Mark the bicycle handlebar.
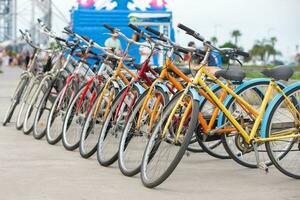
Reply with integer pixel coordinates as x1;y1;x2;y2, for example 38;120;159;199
177;23;249;59
236;50;250;58
177;23;205;42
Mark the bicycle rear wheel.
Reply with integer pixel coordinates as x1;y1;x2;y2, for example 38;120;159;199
140;91;198;188
264;84;300;179
220;82;271;168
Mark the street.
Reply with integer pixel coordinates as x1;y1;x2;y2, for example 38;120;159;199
0;65;299;200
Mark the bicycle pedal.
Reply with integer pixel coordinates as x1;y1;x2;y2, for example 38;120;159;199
258;162;269;174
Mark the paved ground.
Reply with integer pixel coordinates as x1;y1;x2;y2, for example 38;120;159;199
0;65;299;200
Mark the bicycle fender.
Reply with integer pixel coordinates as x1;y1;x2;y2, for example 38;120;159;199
189;87;202;102
133;82;146;94
155;82;170;94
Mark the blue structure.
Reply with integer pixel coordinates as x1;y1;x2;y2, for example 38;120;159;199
71;0;174;65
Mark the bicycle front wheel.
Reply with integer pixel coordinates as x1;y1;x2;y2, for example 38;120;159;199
46;82;78;145
16;78;40;130
97;85;141;166
23;78;51;135
118;86;169;176
79;85;119;159
141;91;199;188
33;83;57;140
3;76;29;126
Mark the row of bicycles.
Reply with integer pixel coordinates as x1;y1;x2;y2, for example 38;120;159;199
2;19;300;188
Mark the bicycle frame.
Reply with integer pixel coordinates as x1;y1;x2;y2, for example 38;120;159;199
92;59;138;119
113;58;161;122
136;57;233;132
166;56;300;144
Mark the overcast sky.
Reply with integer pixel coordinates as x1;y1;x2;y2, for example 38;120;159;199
18;0;300;60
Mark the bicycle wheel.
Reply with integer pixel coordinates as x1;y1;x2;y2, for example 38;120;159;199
264;84;300;179
3;76;29;126
23;78;51;135
33;78;61;139
97;84;141;166
62;83;91;151
79;85;118;158
140;90;199;188
16;78;41;130
220;82;271;168
46;81;78;145
118;86;169;176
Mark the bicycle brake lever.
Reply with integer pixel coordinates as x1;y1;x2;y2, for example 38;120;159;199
235;58;243;67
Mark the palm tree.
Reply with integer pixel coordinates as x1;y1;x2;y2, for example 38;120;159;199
210;36;218;45
231;30;242;46
270;37;278;62
270;37;277;47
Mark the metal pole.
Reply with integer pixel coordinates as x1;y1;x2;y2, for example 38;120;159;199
13;0;17;45
48;0;52;29
31;0;35;41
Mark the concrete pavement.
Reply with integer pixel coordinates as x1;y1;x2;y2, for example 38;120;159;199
0;65;299;200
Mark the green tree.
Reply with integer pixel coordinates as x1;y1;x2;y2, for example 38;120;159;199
270;37;278;62
231;30;242;46
210;36;218;45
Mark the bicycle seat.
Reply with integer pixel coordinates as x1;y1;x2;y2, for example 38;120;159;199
153;67;191;76
215;69;246;82
261;65;294;81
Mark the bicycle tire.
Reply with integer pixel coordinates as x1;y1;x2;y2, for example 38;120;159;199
23;78;51;135
3;76;29;125
264;84;300;179
118;86;169;176
140;91;198;188
62;83;92;151
97;84;141;166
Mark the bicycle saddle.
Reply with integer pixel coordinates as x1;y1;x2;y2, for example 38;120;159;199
261;65;294;81
215;69;246;82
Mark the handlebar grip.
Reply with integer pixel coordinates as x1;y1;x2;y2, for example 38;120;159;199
178;23;195;34
178;23;205;42
103;24;115;33
145;26;161;37
37;18;42;24
236;50;250;58
19;29;25;35
55;37;66;43
128;23;141;33
177;47;189;54
64;27;73;34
